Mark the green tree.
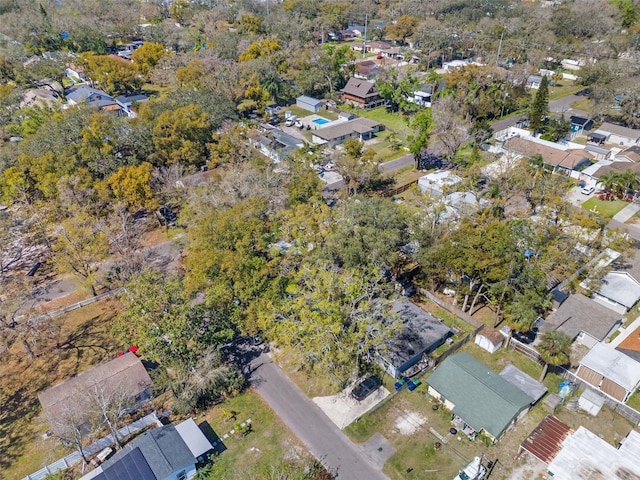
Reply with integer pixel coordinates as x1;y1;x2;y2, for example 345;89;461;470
152;104;212;166
406;110;433;168
376;68;419;113
385;15;420;45
131;42;166;75
107;162;159;211
537;331;571;381
529;75;549;134
334;139;379;196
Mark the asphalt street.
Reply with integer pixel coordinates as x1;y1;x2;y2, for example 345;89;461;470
249;352;389;480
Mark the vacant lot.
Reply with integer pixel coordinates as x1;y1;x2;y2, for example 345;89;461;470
0;298;123;480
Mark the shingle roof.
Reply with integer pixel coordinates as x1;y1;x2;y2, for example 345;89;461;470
65;86;115;107
427;352;533;438
503;137;592;168
341;78;378;99
542;293;622;341
593;160;640;178
596;122;640;141
520;416;572;465
312;117;380;141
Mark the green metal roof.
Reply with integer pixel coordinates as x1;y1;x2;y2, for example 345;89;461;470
427;352;534;439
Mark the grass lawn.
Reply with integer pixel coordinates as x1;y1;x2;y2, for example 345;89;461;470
1;298;124;480
199;390;312;479
582;197;629;218
548;83;584;101
570;97;592;112
626;391;640;412
341;105;413;136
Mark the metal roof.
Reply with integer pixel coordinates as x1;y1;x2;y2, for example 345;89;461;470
296;95;323;106
596;271;640;309
427;353;534;439
175;418;213;458
520;416;572;464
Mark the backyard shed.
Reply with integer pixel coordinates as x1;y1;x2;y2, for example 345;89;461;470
296;95;323;113
518;415;572;465
577;388;605;416
474;326;504;353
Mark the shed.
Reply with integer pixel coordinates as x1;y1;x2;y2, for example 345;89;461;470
577;388;605;416
417;170;462;197
576;342;640;402
518;416;572;465
499;364;548;404
587;132;607;145
296;95;323;113
376;299;453;378
474;326;504;353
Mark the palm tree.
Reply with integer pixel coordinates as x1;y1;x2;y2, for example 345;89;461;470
597;172;619;197
262;74;282;104
537;331;571;382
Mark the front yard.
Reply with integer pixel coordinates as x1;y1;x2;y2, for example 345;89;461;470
582;197;629;218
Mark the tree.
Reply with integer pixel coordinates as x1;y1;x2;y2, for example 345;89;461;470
537;331;571;381
152;104;212;166
406;110;433;168
376;68;419;113
385;15;420;45
52;210;110;296
334;139;379;196
529;75;549;134
238;38;281;62
131;42;166;75
80;53;141;95
432;96;471;164
106;162;158;211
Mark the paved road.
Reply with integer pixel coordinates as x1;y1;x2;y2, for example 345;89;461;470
249;352;389;480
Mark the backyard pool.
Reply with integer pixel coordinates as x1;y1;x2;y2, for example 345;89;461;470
313;118;330;125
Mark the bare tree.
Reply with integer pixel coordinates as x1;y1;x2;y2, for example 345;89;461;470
432;96;471;165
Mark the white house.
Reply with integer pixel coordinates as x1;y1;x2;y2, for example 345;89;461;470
592;122;640;147
592;271;640;314
417;170;462;197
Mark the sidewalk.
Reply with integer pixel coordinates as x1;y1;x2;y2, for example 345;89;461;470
611;202;640;223
608;315;640;348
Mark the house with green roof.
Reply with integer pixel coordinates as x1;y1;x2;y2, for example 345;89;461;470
426;352;534;442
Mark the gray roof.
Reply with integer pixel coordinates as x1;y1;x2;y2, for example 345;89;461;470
312;117;380;141
101;424;195;479
341;78;378;99
174;418;213;458
94;447;155;480
427;353;534;438
499;364;548;403
610;248;640;285
296;95;323;106
579;343;640;392
65;86;116;107
596;271;640;309
542;293;622;341
596;122;640;140
527;75;543;83
115;94;149;106
378;300;453;368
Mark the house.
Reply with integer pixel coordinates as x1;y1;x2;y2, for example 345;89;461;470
115;94;149;118
38;353;152;436
65;63;87;83
417;170;462;197
65;85;123;114
615;145;640;162
311;117;382;147
475;327;504;354
355;60;379;80
592;271;640;314
541;294;623;347
547;427;640;480
526;75;543;89
591;122;640;147
366;41;392;53
569;115;593;137
576;342;640;402
518;416;572;465
498;364;548;404
376;299;452;378
248;124;304;162
503;137;593;173
427;352;534;442
340;78;384;109
296;95;323;113
85;420;212;480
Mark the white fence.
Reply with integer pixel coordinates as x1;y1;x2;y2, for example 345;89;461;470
22;411;162;480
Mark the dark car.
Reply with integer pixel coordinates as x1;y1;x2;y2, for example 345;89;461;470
512;327;538;344
351;376;382;401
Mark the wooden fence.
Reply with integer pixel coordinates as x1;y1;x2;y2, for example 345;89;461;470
416;288;483;328
382;179;418;198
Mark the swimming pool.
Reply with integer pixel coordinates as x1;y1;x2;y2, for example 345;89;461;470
313;118;330;125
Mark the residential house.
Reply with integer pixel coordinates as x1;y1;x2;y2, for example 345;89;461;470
526;75;543;89
518;416;573;466
569;115;593;138
427;352;534;442
561;58;585;71
592;271;640;314
340;78;384;109
615;145;640;162
547;427;640;480
311;117;382;147
503;136;593;174
417;170;462;197
375;299;453;378
474;326;504;354
541;294;623;347
380;46;403;59
65;86;123;114
576;342;640;402
115;94;149;118
591;122;640;147
84;419;213;480
366;41;393;53
296;95;323;113
38;352;152;436
248;124;304;162
65;63;87;83
355;60;379;80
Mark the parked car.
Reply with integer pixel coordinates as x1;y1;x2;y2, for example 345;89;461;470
454;457;486;480
351;376;382;401
512;327;538;344
581;185;595;195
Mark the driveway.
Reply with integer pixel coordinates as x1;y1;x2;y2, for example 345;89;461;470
248;352;389;480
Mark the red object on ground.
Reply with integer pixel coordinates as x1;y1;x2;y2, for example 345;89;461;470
129;345;139;355
117;352;124;357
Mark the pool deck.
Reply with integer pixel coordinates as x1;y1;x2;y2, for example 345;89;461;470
302;114;347;131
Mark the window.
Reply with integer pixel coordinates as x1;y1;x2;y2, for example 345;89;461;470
177;471;187;480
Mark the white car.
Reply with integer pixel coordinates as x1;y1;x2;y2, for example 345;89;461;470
581;185;595;195
454;457;486;480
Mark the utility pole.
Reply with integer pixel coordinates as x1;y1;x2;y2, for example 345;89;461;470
362;13;368;58
321;25;324;45
496;31;504;66
266;0;269;16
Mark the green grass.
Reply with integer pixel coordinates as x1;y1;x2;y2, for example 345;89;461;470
341;105;413;136
571;136;588;145
570;97;592;112
201;390;311;478
626;391;640;412
582;198;629;218
548;83;584;101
